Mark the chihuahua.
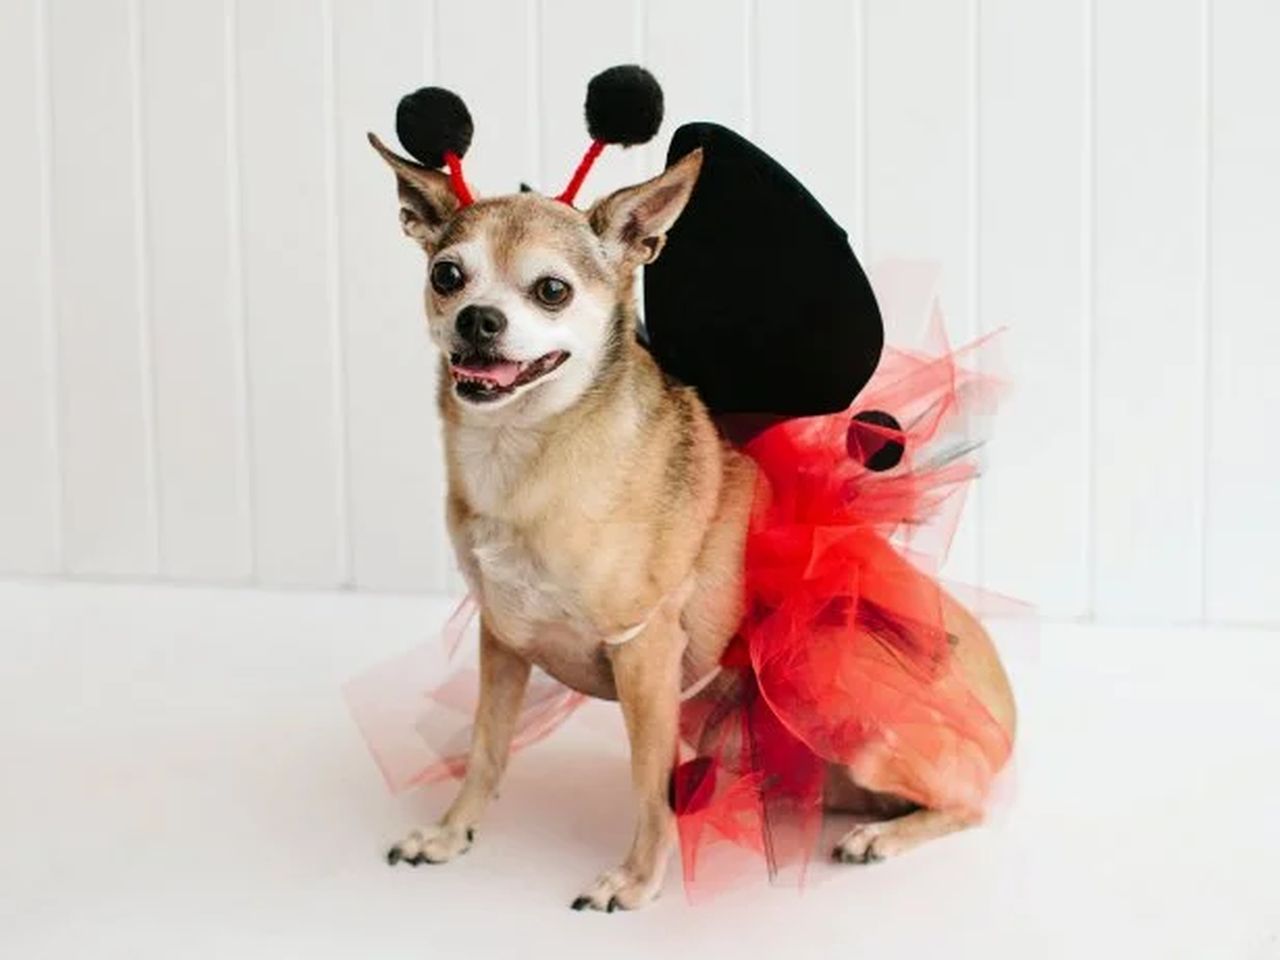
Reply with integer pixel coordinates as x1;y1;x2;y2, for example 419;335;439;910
369;134;1016;911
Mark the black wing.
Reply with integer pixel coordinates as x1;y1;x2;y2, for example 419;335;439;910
643;123;883;420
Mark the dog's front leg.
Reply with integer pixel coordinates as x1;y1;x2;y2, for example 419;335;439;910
387;619;530;866
572;612;682;912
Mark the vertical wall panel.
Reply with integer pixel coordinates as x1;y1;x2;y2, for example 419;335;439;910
1093;0;1205;622
1206;0;1280;623
0;0;59;574
48;0;156;575
334;0;451;593
755;0;861;242
139;0;250;581
539;0;645;204
435;0;537;200
865;0;975;342
977;0;1089;617
646;0;749;140
236;0;344;586
865;0;979;584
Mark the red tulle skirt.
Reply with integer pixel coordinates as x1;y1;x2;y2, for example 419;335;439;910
345;263;1015;900
671;328;1013;893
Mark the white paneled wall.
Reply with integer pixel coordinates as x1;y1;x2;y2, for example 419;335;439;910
1206;0;1280;624
1;0;1277;626
978;0;1089;619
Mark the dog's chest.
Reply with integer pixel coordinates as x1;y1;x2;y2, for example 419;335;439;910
452;423;540;517
448;423;635;697
464;515;579;634
461;515;618;697
451;429;574;630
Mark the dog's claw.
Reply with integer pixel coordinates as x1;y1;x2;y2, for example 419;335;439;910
386;846;436;867
833;839;884;865
833;844;860;864
385;824;472;867
575;866;661;912
570;896;592;911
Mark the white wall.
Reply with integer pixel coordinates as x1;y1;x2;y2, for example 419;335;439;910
1;0;1277;626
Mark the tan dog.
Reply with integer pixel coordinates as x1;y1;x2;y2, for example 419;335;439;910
370;134;1016;911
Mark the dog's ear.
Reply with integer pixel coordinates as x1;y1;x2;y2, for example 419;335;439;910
587;147;702;268
368;133;459;252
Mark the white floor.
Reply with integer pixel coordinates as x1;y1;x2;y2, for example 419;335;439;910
0;580;1276;960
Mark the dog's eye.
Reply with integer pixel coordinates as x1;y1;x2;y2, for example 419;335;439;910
533;276;571;308
430;261;466;296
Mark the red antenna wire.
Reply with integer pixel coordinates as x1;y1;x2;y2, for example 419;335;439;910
443;150;475;207
556;140;606;206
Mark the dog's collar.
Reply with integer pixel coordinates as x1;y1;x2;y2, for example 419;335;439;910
600;579;718;700
601;576;694;648
604;613;721;702
602;618;651;647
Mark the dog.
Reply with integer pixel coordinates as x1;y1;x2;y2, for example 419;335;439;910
369;133;1017;911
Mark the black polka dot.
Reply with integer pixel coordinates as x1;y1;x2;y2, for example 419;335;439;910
846;409;905;471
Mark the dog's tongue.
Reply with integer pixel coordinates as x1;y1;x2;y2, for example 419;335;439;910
454;360;522;387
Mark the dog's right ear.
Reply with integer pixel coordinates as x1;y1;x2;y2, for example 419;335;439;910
587;147;702;270
368;133;459;252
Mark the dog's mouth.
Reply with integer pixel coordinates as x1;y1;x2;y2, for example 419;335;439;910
449;350;570;404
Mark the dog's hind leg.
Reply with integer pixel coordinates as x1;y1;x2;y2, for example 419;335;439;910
829;591;1015;866
387;619;531;866
833;807;977;864
826;746;980;865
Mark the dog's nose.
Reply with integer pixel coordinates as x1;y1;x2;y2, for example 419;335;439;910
455;305;507;345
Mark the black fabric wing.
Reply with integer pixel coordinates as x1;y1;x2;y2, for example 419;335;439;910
642;123;883;419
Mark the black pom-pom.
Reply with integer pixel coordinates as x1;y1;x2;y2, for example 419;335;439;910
585;65;663;146
395;87;473;168
847;410;905;472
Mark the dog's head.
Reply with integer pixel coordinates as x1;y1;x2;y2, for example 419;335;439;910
371;134;702;422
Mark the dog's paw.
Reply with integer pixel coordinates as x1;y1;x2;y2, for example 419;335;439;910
569;866;663;913
833;822;895;865
385;823;474;867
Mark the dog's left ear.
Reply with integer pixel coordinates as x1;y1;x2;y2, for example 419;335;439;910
587;148;702;268
368;133;460;252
